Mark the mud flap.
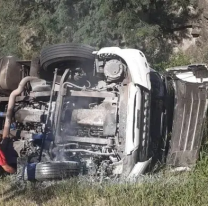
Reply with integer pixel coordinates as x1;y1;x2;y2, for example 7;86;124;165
167;79;208;167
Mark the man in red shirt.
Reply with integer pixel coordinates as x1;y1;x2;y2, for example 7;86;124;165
0;138;16;174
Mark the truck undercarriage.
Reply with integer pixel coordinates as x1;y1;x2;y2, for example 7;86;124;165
0;44;207;181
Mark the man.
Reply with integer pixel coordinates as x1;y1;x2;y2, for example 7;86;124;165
0;137;16;174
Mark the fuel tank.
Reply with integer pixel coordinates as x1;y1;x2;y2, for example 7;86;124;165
0;56;22;94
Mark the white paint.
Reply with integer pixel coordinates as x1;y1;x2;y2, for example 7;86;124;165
125;83;138;155
176;72;208;83
128;158;152;178
97;47;151;90
166;64;208;83
133;87;141;148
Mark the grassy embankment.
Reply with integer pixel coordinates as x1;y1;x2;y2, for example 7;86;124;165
1;147;208;206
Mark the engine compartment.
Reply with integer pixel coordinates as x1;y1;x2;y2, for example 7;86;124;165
49;56;131;177
0;49;149;179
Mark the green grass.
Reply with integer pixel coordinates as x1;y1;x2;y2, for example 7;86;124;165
2;144;208;206
0;155;208;206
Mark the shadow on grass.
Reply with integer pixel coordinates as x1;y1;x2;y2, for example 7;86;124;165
0;180;57;205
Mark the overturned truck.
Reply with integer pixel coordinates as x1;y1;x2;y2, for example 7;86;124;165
0;44;207;181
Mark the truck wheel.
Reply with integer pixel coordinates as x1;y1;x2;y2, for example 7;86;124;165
24;161;80;181
40;43;95;71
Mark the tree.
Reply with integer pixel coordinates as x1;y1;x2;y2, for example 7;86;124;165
0;0;198;69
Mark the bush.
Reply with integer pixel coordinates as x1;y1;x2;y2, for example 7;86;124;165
153;52;191;71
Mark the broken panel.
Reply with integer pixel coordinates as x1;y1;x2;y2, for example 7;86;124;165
167;77;208;167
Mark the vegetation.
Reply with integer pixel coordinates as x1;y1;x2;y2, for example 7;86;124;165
154;52;191;71
0;150;208;206
0;0;198;68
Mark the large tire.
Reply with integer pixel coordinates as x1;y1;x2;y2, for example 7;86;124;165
24;161;80;181
40;43;95;70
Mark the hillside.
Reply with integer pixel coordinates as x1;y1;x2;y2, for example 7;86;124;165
0;0;204;69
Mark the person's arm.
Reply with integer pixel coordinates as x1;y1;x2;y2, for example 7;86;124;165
1;164;16;174
0;149;16;174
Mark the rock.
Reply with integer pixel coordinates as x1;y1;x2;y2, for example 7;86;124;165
203;11;208;19
191;27;201;37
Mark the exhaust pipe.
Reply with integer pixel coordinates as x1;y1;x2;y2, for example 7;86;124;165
2;76;38;139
